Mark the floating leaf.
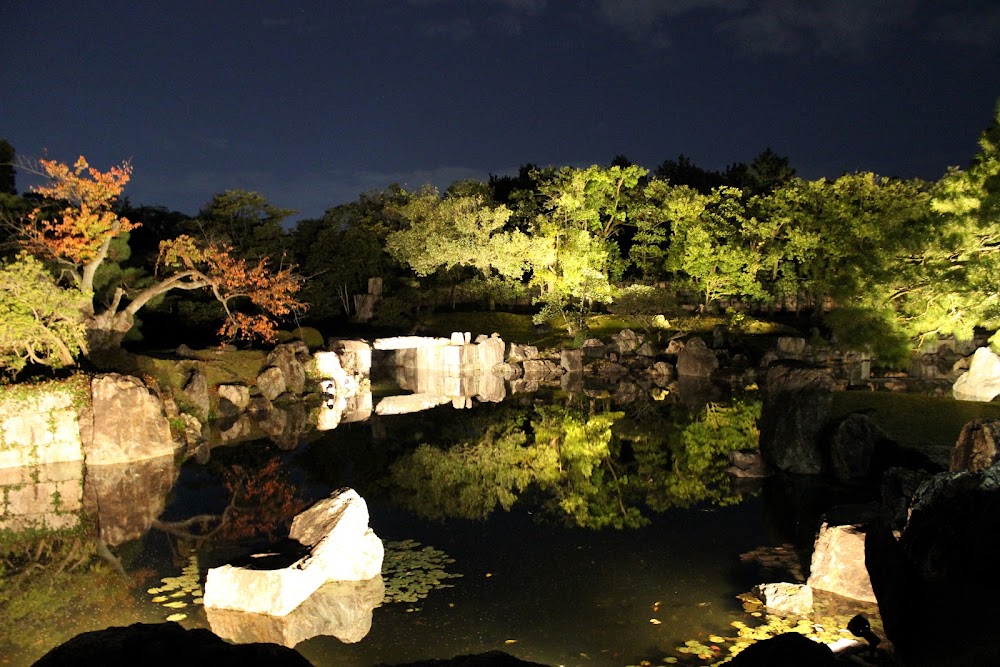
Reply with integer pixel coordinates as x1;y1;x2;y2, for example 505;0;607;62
166;613;187;622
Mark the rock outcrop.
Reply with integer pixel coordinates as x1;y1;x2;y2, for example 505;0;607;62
751;582;813;616
949;418;1000;472
676;336;718;378
806;505;878;603
87;374;179;465
758;361;833;475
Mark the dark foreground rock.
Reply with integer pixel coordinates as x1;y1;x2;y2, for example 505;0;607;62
382;651;548;667
867;463;1000;665
32;622;312;666
727;632;837;666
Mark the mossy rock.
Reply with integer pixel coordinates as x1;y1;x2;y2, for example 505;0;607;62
291;326;325;350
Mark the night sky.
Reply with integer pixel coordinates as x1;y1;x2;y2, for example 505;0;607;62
3;1;1000;222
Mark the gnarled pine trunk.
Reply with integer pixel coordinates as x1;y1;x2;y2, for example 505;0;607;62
85;310;135;369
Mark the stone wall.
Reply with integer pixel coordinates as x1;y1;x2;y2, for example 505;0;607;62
0;374;180;471
0;382;86;469
0;460;83;533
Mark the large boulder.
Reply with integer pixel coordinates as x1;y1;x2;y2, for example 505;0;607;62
952;346;1000;401
86;374;180;465
675;337;718;378
827;413;892;482
328;338;373;377
608;329;642;355
217;384;251;418
476;334;506;371
204;488;383;617
807;505;878;603
758;361;834;475
867;464;1000;664
256;367;287;402
751;582;813;616
180;367;210;420
560;348;583;373
264;342;309;396
508;344;539;362
950;418;1000;472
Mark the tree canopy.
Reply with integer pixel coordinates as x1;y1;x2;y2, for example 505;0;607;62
5;156;307;369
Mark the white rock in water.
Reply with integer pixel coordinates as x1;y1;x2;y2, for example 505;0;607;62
203;488;383;617
752;582;813;616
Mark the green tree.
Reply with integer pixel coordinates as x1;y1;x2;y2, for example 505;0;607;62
665;186;766;309
0;140;15;195
189;189;294;261
0;253;90;377
293;186;407;319
628;179;704;280
917;100;1000;347
386;187;532;309
525;165;649;331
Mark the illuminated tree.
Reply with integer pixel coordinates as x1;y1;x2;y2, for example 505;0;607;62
919;99;1000;348
665;185;767;309
17;156;306;362
386;187;530;280
525;165;649;331
386;187;532;309
0;253;90;377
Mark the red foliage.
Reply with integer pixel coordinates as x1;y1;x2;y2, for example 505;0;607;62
220;456;308;542
26;156;138;264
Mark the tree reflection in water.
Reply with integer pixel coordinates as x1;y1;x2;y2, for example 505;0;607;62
386;392;761;528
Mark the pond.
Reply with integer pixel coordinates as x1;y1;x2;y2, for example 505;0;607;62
2;383;995;666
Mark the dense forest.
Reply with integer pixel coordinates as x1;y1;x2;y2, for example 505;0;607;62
1;99;999;378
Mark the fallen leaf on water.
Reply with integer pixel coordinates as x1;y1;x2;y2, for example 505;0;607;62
165;613;186;622
504;639;518;645
649;619;661;625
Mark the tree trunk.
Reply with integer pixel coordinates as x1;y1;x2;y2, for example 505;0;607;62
85;310;135;369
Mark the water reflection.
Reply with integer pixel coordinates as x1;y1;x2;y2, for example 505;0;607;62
385;394;761;529
0;460;83;534
2;379;767;666
85;455;178;546
207;576;384;647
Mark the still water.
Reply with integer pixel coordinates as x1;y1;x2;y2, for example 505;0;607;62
4;386;975;666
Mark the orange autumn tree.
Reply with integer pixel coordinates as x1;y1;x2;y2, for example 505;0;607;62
22;156;306;360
